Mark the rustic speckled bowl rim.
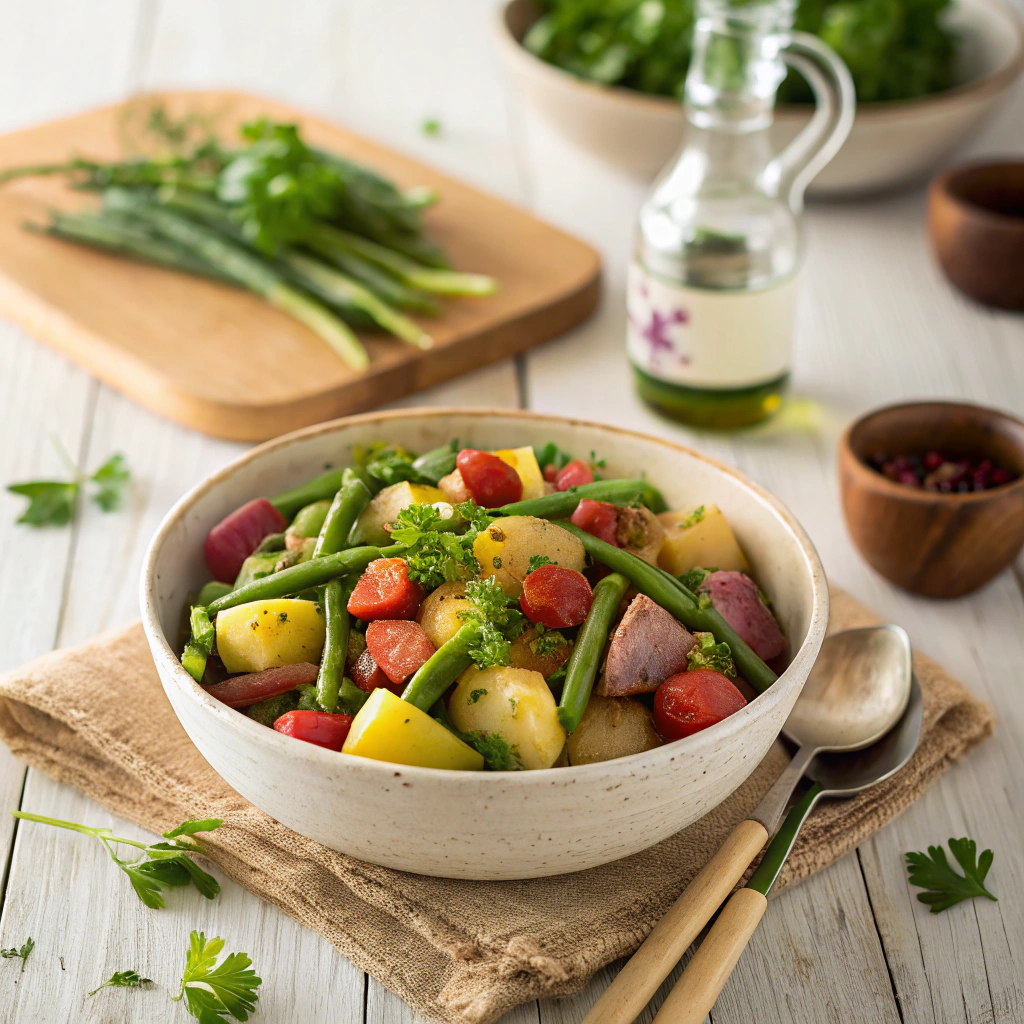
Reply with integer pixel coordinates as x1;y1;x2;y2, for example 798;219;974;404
495;0;1024;124
840;400;1024;506
141;407;829;786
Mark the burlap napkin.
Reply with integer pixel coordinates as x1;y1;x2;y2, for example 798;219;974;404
0;585;992;1024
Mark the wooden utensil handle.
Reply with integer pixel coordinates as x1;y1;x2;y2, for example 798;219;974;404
580;818;768;1024
651;888;768;1024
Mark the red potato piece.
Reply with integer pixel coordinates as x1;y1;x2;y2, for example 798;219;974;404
699;570;785;661
365;620;437;686
350;647;396;693
555;460;594;491
520;565;593;628
598;594;698;697
273;710;353;751
456;449;523;507
204;498;287;584
347;558;424;620
654;669;747;741
570;499;621;547
438;468;472;504
203;662;319;709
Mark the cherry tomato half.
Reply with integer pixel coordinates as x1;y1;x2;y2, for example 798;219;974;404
273;710;353;751
569;499;620;547
653;670;747;741
456;449;523;507
520;564;593;628
554;459;594;491
348;558;424;620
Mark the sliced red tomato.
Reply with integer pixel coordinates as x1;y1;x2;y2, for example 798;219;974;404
520;564;593;628
554;459;595;491
347;558;424;620
542;463;559;483
365;619;437;686
570;499;620;547
204;497;287;584
350;647;394;693
653;670;747;741
273;710;352;751
202;663;319;709
456;449;523;507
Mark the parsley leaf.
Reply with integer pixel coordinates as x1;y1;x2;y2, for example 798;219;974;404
89;969;153;996
678;566;715;592
905;838;997;913
460;577;527;668
1;937;34;971
530;630;568;657
466;730;524;771
687;631;736;677
10;813;222;910
7;439;131;527
388;501;488;589
527;554;553;575
172;931;261;1023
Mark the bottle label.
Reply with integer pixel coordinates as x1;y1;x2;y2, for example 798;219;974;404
626;263;797;388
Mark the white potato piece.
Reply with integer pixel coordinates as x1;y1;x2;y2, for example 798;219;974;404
418;580;473;648
657;504;748;575
566;693;663;765
473;515;585;597
449;665;566;770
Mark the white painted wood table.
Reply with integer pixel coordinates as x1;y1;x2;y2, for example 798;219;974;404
1;2;1022;1022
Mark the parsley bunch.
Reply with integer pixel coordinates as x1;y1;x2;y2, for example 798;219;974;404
7;437;131;527
11;813;223;910
905;837;997;913
388;501;492;590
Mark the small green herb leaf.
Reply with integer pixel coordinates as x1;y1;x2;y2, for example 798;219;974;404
6;480;78;526
89;969;154;996
687;631;736;677
172;931;261;1023
89;453;131;511
527;554;553;575
422;117;442;136
164;818;224;839
1;937;34;971
905;837;997;913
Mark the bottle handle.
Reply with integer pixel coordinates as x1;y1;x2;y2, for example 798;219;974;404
769;31;855;212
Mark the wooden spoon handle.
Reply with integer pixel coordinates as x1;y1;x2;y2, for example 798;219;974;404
580;818;768;1024
650;888;768;1024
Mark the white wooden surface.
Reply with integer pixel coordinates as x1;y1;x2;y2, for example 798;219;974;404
1;1;1022;1022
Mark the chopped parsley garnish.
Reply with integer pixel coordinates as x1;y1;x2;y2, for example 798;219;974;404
468;688;488;704
530;630;568;657
89;970;153;996
388;501;491;589
676;505;706;530
459;577;527;668
466;731;524;771
527;554;553;575
687;631;736;677
678;566;715;592
353;442;429;487
905;837;997;913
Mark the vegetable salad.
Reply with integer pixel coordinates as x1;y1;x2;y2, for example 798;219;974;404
181;441;788;771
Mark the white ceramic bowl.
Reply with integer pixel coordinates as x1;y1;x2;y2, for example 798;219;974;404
496;0;1024;196
141;409;828;879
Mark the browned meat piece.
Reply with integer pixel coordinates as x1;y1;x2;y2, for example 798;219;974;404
615;505;665;565
597;594;698;696
699;570;786;661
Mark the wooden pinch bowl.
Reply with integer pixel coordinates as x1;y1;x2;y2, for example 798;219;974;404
838;401;1024;598
928;161;1024;309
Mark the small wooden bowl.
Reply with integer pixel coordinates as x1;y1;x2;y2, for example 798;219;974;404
928;161;1024;309
838;401;1024;598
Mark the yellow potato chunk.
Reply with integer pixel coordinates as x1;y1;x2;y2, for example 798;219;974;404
657;504;748;575
343;688;484;770
418;581;473;648
449;666;566;770
351;481;445;546
473;516;586;597
215;599;326;674
492;446;545;500
566;694;663;765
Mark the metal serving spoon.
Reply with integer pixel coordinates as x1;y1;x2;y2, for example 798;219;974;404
651;670;924;1024
581;625;913;1024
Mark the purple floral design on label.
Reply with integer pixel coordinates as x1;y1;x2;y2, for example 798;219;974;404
630;305;690;368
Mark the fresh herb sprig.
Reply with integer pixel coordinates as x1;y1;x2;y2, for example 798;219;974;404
7;437;131;527
905;837;998;913
89;969;154;997
388;500;492;590
461;576;527;668
172;931;261;1024
10;813;223;910
687;631;736;677
1;937;34;971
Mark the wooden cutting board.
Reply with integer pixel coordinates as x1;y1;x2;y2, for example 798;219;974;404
0;91;601;441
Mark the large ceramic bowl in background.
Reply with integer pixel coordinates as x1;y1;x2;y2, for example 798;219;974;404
496;0;1024;195
141;409;828;880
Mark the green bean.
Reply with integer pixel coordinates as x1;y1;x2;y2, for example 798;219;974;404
195;580;232;607
270;469;347;521
410;442;458;485
181;606;215;683
206;543;403;613
556;522;777;693
316;577;355;714
558;572;629;733
287;499;332;540
400;622;477;712
494;479;668;517
313;468;372;558
253;532;286;554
